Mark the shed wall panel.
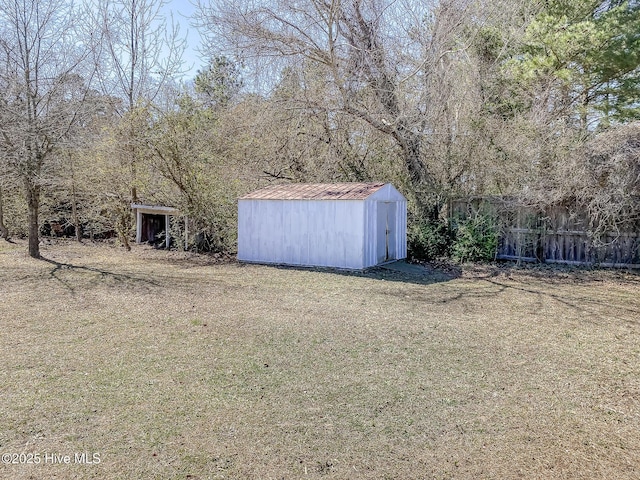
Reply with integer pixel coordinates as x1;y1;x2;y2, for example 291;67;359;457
238;199;366;269
397;201;407;259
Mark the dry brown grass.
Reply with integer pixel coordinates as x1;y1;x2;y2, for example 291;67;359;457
0;239;639;479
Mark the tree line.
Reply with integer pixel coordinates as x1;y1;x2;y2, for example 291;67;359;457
1;0;639;259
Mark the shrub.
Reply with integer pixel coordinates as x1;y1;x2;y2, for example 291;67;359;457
407;220;453;261
451;213;498;263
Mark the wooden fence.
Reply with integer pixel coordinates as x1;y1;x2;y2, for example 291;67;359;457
451;198;640;268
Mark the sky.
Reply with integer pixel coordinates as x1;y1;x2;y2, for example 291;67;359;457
160;0;204;80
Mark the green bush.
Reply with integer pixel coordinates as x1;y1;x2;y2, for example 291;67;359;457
407;220;453;261
451;213;498;263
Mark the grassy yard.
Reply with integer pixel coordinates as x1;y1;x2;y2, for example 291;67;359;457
0;239;639;479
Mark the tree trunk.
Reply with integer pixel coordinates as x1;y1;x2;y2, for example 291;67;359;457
71;193;82;242
25;181;41;258
71;182;82;242
347;2;430;192
0;186;9;240
581;89;589;131
393;123;427;187
68;153;82;242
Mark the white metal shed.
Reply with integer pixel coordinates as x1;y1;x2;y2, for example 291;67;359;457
237;182;407;269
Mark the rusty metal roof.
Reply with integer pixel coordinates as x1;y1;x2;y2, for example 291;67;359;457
240;182;387;200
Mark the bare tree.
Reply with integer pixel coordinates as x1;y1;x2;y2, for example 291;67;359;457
195;0;518;208
196;0;425;182
89;0;185;112
86;0;185;249
0;0;92;258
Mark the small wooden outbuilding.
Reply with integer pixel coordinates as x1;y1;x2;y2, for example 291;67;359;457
237;182;407;269
131;204;179;249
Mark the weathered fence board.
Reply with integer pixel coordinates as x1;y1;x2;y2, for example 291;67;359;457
451;198;640;268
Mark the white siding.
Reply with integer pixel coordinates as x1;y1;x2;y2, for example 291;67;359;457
238;199;366;269
396;200;408;260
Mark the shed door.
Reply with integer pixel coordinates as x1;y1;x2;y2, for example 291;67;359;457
377;202;396;263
